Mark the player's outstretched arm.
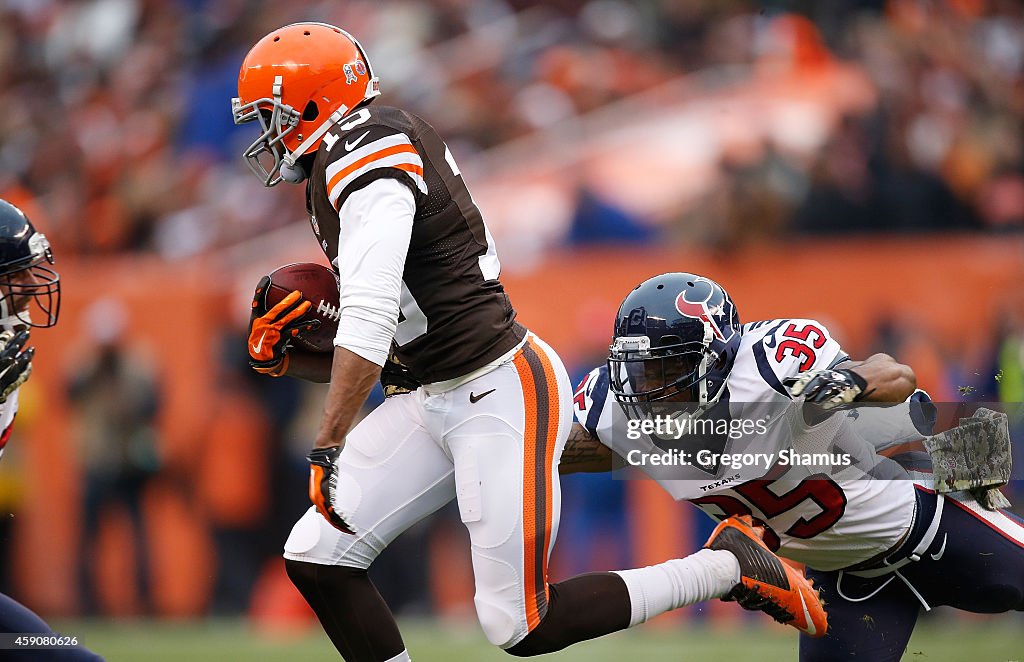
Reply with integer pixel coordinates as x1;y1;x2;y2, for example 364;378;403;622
559;422;616;474
785;353;916;411
836;353;917;403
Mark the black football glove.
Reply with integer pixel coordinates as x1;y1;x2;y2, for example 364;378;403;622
248;275;320;376
783;368;868;410
308;446;356;535
0;330;33;403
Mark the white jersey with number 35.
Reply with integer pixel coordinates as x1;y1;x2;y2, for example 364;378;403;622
575;319;920;571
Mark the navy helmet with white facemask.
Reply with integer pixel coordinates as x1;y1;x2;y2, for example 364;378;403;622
608;273;740;419
0;200;60;328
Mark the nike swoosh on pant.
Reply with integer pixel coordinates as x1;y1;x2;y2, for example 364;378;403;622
469;389;496;403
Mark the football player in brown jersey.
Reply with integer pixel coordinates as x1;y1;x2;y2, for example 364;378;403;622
233;23;825;660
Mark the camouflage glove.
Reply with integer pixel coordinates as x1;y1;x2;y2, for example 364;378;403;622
307;446;356;534
380;350;420;397
248;275;320;376
784;369;868;410
0;330;32;403
924;408;1012;510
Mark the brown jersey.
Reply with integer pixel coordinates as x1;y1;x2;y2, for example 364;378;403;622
306;104;525;383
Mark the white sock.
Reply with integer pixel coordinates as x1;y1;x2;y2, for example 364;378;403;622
612;548;741;627
383;650;411;662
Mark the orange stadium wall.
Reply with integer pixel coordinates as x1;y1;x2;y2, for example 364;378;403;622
506;236;1022;373
13;234;1023;616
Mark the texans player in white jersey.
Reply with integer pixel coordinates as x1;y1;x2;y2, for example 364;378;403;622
0;199;103;661
233;24;825;661
565;272;1024;661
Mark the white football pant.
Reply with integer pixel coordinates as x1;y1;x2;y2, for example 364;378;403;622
284;333;572;648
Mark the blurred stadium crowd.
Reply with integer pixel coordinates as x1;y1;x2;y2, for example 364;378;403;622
0;0;1022;261
0;0;1022;627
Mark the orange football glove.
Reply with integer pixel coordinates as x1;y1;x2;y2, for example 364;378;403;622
248;275;320;376
308;446;356;534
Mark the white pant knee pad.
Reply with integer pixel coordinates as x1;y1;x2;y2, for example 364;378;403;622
470;552;532;648
283;507;381;569
475;595;522;648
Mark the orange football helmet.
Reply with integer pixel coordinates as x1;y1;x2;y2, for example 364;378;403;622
232;22;380;186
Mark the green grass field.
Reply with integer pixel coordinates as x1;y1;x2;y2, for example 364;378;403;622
49;615;1023;661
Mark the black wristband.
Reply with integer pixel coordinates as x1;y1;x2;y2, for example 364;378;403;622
839;368;868;395
308;446;342;467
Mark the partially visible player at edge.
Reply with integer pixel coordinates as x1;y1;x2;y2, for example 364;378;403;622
0;199;104;661
233;22;826;661
564;271;1024;661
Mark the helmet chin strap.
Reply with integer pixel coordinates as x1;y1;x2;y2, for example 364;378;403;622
697;354;710;405
698;321;716;405
279;106;351;184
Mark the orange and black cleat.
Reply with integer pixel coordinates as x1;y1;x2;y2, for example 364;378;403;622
704;515;828;637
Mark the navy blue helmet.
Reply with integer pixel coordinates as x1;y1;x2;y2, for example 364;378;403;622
608;272;740;414
0;199;60;328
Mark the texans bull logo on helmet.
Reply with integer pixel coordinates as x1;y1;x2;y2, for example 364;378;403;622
674;277;730;342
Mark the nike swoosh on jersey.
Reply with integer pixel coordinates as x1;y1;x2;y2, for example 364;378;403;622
252;330;268;354
344;130;371;151
469;389;496;403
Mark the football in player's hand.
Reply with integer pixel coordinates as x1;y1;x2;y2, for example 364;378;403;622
263;263;340;352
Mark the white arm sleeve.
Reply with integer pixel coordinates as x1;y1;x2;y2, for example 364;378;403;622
333;178;416;367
